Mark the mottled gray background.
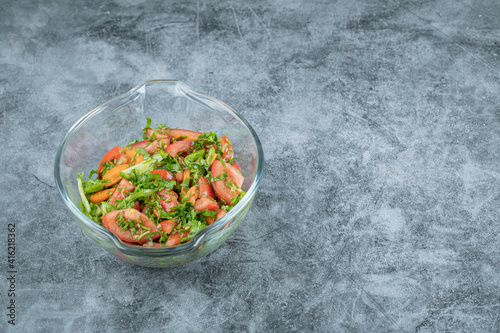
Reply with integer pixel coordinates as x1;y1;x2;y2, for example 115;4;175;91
1;0;500;332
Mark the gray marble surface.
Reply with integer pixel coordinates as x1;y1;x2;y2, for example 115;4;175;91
2;0;500;332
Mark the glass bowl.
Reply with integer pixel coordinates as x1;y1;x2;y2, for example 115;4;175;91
54;80;264;268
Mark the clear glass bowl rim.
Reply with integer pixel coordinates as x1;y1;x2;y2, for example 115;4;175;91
54;79;264;257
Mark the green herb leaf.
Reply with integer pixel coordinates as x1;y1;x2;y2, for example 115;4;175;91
89;169;99;179
77;173;91;213
230;190;246;206
126;139;139;148
193;131;219;150
84;183;104;194
135;147;151;158
101;202;115;215
119;152;163;180
101;161;116;176
211;172;228;183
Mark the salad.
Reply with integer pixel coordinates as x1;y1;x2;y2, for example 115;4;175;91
76;119;245;247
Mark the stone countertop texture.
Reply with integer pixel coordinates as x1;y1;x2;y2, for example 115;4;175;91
1;0;500;332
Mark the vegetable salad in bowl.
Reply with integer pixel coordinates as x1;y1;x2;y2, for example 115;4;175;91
77;119;246;248
55;80;263;267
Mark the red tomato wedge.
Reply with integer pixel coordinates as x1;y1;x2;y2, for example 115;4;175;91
174;172;183;182
229;165;244;188
214;160;244;187
216;209;227;220
205;208;227;226
197;175;215;199
159;188;178;200
145;128;169;140
131;139;167;154
211;160;245;205
98;146;120;178
151;169;175;180
164;128;202;141
194;196;220;211
157;189;179;213
168;128;202;140
232;161;241;172
166;231;190;247
109;178;136;205
102;208;160;243
146;128;201;141
164;140;194;158
159;219;178;234
220;136;234;161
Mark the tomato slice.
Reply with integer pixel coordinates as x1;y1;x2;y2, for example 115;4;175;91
145;128;169;140
166;231;190;247
194;196;220;211
220;136;234;161
205;209;226;226
165;128;202;141
174;172;183;182
216;208;227;220
146;128;201;141
157;189;179;213
214;160;244;187
232;161;241;172
102;208;160;243
108;178;136;205
211;160;244;205
164;140;194;158
159;219;177;234
98;146;120;178
197;175;215;199
131;139;167;154
151;169;175;180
